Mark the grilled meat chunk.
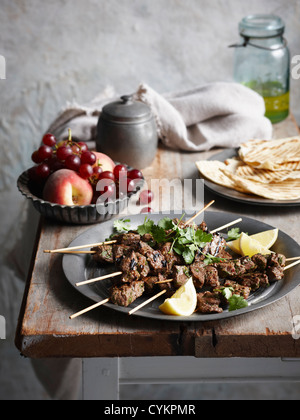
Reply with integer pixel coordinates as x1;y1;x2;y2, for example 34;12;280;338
205;266;220;288
268;253;286;267
157;274;176;297
119;250;140;281
190;263;220;289
217;249;233;260
116;233;141;246
146;250;167;273
141;233;155;244
110;281;145;307
137;241;155;256
136;252;150;277
198;221;208;232
266;253;286;282
251;254;268;271
202;233;226;257
173;265;190;288
238;272;269;290
112;244;130;266
92;245;114;264
215;257;256;278
190;263;205;288
196;291;223;314
144;276;159;295
266;266;284;282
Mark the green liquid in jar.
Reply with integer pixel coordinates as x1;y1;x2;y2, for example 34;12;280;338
243;81;289;124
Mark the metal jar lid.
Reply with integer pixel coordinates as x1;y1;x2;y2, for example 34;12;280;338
100;95;153;124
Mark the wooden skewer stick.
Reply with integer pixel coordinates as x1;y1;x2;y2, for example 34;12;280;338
69;298;109;320
284;259;300;271
54;250;97;255
184;200;215;226
210;218;243;234
286;256;300;262
128;290;167;316
43;240;117;254
155;279;173;284
76;271;122;287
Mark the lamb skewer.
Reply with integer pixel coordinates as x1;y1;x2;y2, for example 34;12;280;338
69;251;294;319
46;217;243;255
44;240;117;254
66;211;296;318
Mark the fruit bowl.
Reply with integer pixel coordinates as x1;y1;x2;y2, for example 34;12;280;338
17;169;144;225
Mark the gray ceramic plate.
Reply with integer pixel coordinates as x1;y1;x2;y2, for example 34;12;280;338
203;149;300;207
62;211;300;321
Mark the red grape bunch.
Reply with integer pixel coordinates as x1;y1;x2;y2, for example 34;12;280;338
27;130;154;212
29;131;99;184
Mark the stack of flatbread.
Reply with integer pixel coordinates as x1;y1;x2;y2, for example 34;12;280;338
196;136;300;201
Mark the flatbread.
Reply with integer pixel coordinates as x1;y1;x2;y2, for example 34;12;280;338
239;136;300;170
196;136;300;201
195;160;243;192
235;165;300;184
221;168;300;201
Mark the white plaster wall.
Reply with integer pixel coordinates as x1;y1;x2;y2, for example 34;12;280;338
0;0;300;400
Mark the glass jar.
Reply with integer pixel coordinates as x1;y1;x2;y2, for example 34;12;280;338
232;14;290;124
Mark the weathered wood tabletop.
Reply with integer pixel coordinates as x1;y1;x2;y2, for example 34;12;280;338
15;115;300;359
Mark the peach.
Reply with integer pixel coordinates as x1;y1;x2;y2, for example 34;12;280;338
43;169;93;205
92;151;116;173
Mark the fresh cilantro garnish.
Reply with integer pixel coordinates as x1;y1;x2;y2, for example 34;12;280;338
194;229;212;248
182;244;199;265
157;217;174;231
169;223;213;265
216;286;249;312
226;228;248;241
216;286;234;300
227;227;241;241
228;294;249;312
137;217;155;236
151;225;167;243
136;217;167;243
113;219;131;233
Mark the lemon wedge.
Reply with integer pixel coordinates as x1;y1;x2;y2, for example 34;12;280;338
227;229;278;255
239;232;272;258
226;238;241;254
159;277;197;316
249;229;278;249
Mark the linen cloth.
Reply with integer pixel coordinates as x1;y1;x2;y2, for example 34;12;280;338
47;82;273;151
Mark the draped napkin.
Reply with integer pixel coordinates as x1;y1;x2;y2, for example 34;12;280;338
47;82;272;152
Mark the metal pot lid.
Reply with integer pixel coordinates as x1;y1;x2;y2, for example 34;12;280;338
101;95;153;124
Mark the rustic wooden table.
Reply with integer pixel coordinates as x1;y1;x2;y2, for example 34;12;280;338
15;115;300;399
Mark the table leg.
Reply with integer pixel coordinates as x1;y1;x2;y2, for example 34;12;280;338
82;358;120;400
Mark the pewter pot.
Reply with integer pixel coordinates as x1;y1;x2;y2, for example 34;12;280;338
96;95;158;169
